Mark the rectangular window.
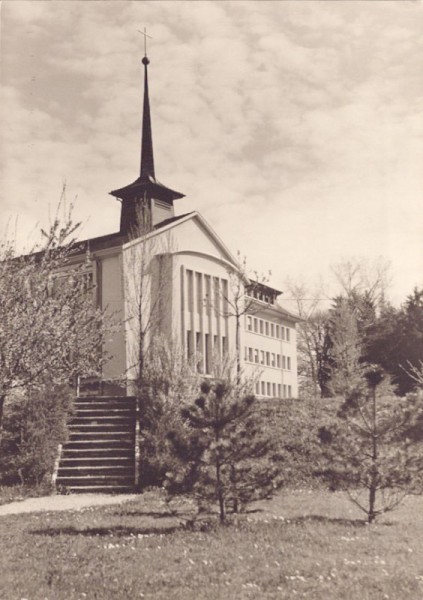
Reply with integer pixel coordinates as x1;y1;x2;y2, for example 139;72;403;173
244;346;248;361
205;275;212;315
276;325;280;338
282;356;286;369
186;330;193;358
286;327;290;342
187;270;193;312
265;321;269;336
287;357;291;370
267;382;271;396
214;335;219;352
270;323;274;337
214;277;220;315
273;383;276;397
288;385;292;398
221;279;229;315
281;327;285;340
259;320;264;334
261;381;265;396
278;384;281;398
277;354;281;368
271;353;276;367
283;384;287;398
266;352;270;366
249;347;254;362
254;349;259;364
222;336;227;355
260;351;265;365
196;273;203;314
253;318;258;333
205;334;211;374
247;316;252;331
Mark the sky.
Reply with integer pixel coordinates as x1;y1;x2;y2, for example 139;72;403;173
1;0;422;307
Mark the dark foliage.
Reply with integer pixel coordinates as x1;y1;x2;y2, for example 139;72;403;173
0;384;73;485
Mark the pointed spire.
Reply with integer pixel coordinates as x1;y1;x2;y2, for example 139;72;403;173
140;55;155;182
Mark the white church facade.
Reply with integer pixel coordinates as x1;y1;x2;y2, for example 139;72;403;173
76;53;299;399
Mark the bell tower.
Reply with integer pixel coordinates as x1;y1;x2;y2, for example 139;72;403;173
110;47;184;236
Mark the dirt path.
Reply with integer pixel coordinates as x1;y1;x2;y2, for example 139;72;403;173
0;493;136;516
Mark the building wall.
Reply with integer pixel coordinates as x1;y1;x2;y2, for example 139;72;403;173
242;309;298;398
96;251;126;383
119;214;299;396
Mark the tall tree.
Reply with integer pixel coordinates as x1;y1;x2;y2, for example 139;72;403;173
0;197;108;432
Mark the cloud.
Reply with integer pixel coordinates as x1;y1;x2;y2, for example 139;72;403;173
1;0;422;303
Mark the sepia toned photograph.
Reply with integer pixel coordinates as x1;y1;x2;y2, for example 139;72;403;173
0;1;422;598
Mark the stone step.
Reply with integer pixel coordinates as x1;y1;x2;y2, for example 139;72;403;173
62;447;133;457
74;403;135;412
61;459;133;467
70;416;135;426
68;423;134;433
56;475;134;486
65;438;134;449
72;408;134;417
58;465;134;477
60;485;136;494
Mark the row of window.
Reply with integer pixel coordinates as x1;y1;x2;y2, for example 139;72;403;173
245;347;291;370
246;316;291;341
186;270;229;316
187;330;227;374
256;381;292;398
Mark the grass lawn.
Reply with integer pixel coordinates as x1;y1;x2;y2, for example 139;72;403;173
0;489;422;600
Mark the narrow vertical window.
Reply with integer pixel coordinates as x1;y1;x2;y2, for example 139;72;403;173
261;381;265;395
278;384;281;398
196;273;202;314
270;323;274;337
286;327;290;342
267;382;271;396
272;383;276;397
187;270;193;312
247;315;252;331
253;318;258;333
205;333;211;374
276;325;280;338
221;279;229;315
265;321;269;336
259;320;264;334
288;385;292;398
205;275;211;315
249;347;253;362
214;277;220;315
287;356;291;370
277;354;281;368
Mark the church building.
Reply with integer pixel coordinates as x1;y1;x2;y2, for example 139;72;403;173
74;51;299;399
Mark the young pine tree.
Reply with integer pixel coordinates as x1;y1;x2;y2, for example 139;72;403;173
166;379;282;523
318;366;422;523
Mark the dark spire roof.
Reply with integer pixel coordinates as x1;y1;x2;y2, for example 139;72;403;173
110;53;184;204
140;56;155;182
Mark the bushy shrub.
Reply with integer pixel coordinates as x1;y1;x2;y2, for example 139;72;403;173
0;384;73;486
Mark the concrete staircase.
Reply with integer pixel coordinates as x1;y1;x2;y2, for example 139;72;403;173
56;395;137;494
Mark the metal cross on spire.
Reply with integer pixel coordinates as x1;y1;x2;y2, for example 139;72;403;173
137;27;152;57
